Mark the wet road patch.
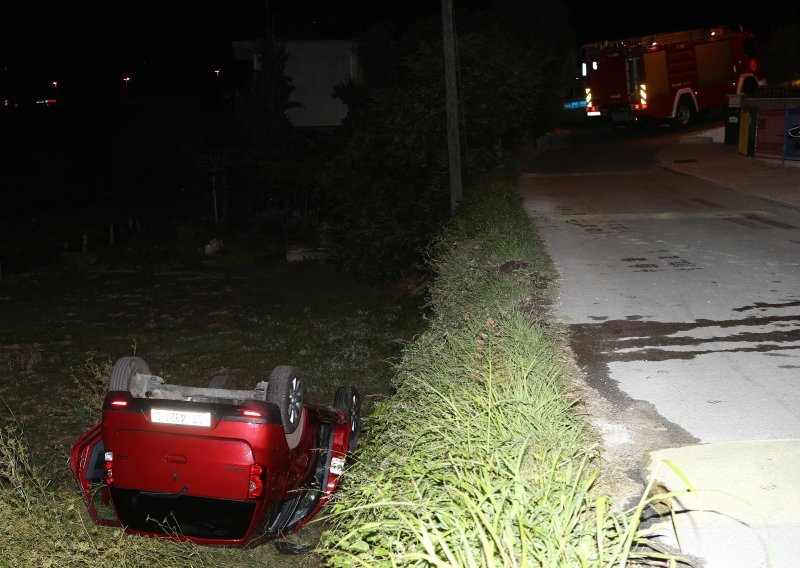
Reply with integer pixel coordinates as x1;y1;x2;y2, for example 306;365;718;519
621;253;700;272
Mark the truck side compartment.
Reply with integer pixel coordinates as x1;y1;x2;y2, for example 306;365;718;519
582;25;765;126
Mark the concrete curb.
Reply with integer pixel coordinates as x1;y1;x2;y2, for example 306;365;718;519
646;441;800;568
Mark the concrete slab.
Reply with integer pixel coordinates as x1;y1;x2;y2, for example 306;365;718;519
646;441;800;568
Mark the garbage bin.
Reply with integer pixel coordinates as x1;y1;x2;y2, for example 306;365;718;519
725;93;743;145
725;107;742;144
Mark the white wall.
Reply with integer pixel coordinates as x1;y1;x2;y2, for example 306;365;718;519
284;40;356;128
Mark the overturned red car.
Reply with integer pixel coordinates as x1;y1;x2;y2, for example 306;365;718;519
70;357;361;546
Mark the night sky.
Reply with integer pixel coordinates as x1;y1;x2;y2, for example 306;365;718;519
0;1;438;99
2;0;789;99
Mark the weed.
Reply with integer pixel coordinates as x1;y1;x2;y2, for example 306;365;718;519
71;358;112;421
5;344;42;372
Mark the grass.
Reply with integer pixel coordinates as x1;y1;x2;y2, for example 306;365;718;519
316;176;685;566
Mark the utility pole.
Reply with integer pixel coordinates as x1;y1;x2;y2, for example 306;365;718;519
441;0;462;213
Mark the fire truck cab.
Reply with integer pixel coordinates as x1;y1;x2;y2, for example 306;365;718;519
581;25;764;127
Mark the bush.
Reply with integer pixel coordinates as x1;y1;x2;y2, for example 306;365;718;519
316;6;575;281
317;178;683;566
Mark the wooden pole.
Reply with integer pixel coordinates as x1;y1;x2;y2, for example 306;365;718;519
441;0;462;213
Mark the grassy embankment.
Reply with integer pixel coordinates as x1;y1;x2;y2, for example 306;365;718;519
317;173;683;567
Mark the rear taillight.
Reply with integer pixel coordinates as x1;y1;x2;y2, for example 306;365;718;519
104;452;114;484
242;409;262;418
248;463;265;499
110;399;128;407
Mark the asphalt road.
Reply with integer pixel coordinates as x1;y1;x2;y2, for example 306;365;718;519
520;124;800;442
517;125;800;566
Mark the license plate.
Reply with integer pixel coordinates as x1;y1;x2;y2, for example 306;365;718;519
151;408;211;427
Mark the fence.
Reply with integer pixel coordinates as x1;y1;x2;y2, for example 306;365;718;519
738;94;800;163
0;178;314;277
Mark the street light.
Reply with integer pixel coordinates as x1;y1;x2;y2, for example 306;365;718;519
123;75;131;86
52;80;58;94
213;69;221;78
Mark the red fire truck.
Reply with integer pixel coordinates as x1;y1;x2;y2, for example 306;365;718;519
582;25;764;127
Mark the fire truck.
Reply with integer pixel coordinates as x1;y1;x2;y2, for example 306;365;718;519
581;25;764;127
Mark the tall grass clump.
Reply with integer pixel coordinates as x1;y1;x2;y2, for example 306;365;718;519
72;358;113;421
317;178;682;566
425;174;556;328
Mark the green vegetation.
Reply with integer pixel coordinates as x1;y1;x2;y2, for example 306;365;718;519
317;178;682;566
312;6;575;281
0;2;685;563
0;177;685;567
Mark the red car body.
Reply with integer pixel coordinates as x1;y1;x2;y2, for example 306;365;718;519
70;359;359;546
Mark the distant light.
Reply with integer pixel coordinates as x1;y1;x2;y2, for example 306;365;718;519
711;31;716;36
592;61;598;70
563;100;588;110
35;99;57;105
52;81;58;88
581;62;587;76
652;41;657;46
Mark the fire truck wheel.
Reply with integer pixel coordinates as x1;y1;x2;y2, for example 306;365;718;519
267;366;305;434
675;98;695;129
109;356;150;392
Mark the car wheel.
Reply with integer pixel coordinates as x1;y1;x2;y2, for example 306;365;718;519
109;356;150;392
334;385;361;452
675;98;694;129
267;366;304;435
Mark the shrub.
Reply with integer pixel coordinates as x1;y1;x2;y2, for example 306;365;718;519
316;6;575;281
317;178;683;566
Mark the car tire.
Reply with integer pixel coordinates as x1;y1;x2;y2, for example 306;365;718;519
267;366;304;435
334;385;361;452
109;356;150;392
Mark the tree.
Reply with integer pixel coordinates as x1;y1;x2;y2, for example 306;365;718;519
239;37;298;154
764;23;800;86
315;2;575;281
